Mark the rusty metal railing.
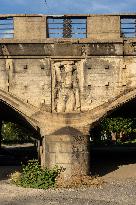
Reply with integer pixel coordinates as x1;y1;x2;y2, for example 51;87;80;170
47;16;87;38
121;16;136;37
0;17;14;38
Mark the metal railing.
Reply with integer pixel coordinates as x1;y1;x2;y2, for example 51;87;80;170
121;16;136;38
0;17;14;38
47;16;87;38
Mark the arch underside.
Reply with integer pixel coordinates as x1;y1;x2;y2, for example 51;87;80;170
2;86;136;136
87;87;136;128
0;88;40;138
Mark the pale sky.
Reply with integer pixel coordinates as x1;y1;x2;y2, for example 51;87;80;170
0;0;136;14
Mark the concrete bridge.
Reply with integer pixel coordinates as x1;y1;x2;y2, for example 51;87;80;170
0;14;136;178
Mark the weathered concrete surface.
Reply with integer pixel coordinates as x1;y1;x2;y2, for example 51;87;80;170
0;14;136;177
87;15;120;39
44;134;90;178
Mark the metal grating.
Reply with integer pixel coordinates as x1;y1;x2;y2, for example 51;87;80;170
0;17;14;38
121;16;136;38
47;16;87;38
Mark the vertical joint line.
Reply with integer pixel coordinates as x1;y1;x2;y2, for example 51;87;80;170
50;59;53;113
8;64;10;92
8;78;9;92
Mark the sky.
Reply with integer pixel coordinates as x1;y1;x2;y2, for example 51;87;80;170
0;0;136;15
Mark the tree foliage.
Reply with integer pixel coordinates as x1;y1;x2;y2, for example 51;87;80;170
101;117;133;136
2;122;35;144
91;117;136;143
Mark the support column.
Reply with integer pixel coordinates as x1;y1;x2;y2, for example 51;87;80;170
43;134;90;179
40;136;46;167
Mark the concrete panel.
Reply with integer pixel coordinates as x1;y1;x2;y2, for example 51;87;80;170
8;58;51;110
87;16;120;40
14;16;47;40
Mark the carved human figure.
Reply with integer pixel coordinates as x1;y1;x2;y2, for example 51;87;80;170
53;61;81;113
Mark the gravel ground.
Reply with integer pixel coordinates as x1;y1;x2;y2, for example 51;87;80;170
0;177;135;205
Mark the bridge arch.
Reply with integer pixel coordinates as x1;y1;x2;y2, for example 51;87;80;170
0;90;42;179
89;88;136;129
0;88;40;136
88;89;136;178
69;88;136;132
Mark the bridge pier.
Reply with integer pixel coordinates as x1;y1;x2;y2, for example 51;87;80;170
42;134;90;179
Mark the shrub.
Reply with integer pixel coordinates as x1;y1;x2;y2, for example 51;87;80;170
10;160;62;189
10;171;21;183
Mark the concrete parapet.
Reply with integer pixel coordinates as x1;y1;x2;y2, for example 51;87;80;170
87;15;120;40
14;16;47;40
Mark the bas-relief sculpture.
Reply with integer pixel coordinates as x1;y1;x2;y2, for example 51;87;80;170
52;61;81;113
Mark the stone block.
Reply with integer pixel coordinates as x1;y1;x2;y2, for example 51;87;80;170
56;153;72;164
49;153;56;167
48;142;72;153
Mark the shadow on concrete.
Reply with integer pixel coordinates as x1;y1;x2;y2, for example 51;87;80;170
0;144;38;180
90;144;136;177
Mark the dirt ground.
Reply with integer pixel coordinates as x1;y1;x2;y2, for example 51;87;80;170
91;146;136;179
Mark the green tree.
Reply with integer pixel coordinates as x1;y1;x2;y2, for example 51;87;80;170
2;122;35;144
100;117;133;142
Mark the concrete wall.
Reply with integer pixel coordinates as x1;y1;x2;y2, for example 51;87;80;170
0;39;136;123
0;53;51;110
9;58;51;110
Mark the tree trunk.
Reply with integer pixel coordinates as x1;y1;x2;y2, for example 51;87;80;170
111;131;116;143
119;131;123;139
